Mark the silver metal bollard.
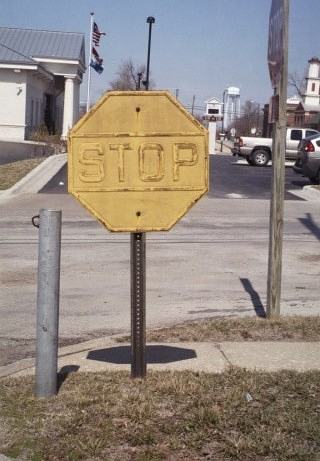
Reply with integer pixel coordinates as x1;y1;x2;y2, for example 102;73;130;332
35;209;62;397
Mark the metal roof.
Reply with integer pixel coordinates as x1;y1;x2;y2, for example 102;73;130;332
0;27;85;66
0;42;36;64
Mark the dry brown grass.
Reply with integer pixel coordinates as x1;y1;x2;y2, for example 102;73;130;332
0;369;319;460
116;316;320;344
0;158;45;190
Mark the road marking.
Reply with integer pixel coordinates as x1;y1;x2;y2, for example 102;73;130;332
232;159;295;167
226;193;246;199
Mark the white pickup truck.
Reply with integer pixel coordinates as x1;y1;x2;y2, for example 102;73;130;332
232;127;319;166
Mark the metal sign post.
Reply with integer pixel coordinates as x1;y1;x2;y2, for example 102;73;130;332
267;0;289;318
129;17;154;378
130;232;146;377
35;209;62;397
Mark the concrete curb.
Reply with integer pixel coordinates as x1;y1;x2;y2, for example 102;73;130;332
288;185;320;201
2;337;320;378
0;333;124;378
0;153;67;201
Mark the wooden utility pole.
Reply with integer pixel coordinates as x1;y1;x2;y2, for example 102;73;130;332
266;0;289;318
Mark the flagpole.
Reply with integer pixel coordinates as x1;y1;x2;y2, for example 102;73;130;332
86;12;94;113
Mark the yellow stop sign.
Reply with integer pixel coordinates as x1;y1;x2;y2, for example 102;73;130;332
68;91;208;232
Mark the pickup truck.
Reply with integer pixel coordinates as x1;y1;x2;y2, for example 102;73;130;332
232;127;319;166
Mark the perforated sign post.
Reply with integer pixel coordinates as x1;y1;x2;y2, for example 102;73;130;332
69;91;208;377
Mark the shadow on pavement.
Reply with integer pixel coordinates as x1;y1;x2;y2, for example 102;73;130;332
240;278;266;318
299;213;320;241
291;179;311;188
87;345;197;364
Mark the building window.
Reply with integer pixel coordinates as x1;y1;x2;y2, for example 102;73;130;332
312;83;316;92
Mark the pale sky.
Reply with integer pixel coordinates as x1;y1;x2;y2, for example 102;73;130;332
1;0;319;112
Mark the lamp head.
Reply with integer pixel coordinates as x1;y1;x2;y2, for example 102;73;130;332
147;16;155;24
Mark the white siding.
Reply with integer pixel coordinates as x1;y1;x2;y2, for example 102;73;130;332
0;69;27;140
25;73;53;137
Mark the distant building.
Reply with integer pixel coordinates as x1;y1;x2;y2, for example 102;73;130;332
0;27;85;141
303;57;320;106
293;58;320;129
263;95;301;137
222;86;240;131
263;57;320;135
287;95;302;125
294;102;320;128
204;97;223;120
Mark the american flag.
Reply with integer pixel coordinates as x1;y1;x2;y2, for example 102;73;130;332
92;47;102;62
92;22;106;47
90;47;104;74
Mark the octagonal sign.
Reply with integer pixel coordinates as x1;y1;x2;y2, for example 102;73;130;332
68;91;208;232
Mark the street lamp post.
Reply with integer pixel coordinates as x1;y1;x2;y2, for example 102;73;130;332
131;15;155;379
144;16;155;90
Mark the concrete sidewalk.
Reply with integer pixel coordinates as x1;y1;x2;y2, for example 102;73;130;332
1;335;320;379
0;153;66;201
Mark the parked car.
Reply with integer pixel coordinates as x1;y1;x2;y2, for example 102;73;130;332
232;127;319;166
293;133;320;184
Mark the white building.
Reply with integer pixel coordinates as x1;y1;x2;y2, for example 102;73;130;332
222;86;240;130
0;27;85;141
303;57;320;106
204;97;224;120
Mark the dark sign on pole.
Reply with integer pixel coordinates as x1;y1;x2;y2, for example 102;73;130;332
268;0;285;89
268;94;280;124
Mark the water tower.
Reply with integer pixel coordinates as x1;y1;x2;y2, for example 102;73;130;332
223;86;241;130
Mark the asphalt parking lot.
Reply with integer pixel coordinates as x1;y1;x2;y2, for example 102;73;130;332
40;153;310;199
210;155;309;200
1;152;320;365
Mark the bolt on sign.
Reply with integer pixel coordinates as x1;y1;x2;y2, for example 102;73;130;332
68;91;208;232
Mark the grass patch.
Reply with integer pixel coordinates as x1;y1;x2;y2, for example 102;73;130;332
0;158;45;190
116;316;320;343
0;369;319;460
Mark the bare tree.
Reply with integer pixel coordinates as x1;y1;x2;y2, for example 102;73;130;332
230;100;263;136
109;58;154;90
288;71;305;98
288;66;308;98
